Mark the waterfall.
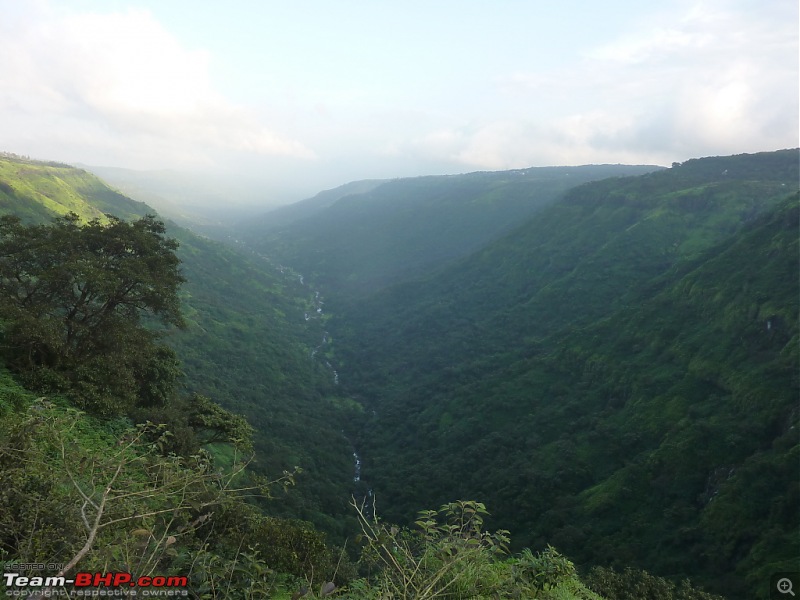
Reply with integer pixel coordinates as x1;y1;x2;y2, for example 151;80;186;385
353;451;362;482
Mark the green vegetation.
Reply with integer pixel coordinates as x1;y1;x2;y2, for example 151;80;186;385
0;374;347;598
0;154;358;538
0;207;342;596
0;213;184;414
322;150;799;599
0;156;609;598
346;499;602;599
0;152;152;223
167;230;361;536
1;149;797;599
585;567;725;600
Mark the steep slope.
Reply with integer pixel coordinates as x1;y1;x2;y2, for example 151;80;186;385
167;231;360;533
243;164;661;295
332;150;798;394
325;150;798;599
0;154;359;537
0;153;152;222
363;195;798;597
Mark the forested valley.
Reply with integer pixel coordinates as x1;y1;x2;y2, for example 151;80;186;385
0;149;796;599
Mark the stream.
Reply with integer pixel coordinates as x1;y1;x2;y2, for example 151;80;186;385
277;263;367;491
299;280;339;386
293;274;373;495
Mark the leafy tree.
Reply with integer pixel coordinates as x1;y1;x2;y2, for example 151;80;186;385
127;392;257;458
185;392;255;450
0;213;184;414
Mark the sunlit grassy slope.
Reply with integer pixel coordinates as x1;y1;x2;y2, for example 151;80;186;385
0;154;152;222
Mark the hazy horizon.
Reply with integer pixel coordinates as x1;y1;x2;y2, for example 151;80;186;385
1;0;797;207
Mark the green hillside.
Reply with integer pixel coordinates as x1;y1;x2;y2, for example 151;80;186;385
3;150;795;599
0;152;153;222
244;164;661;295
0;152;642;599
247;178;387;231
167;231;360;534
330;151;798;391
0;154;358;537
321;150;799;599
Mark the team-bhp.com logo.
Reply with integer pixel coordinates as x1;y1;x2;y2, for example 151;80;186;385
3;571;188;597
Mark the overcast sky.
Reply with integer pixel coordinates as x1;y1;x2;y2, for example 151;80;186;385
1;0;797;204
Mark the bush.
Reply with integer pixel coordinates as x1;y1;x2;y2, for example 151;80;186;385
345;499;602;599
585;566;725;600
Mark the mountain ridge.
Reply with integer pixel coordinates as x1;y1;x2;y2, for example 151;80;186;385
315;149;799;599
243;163;663;295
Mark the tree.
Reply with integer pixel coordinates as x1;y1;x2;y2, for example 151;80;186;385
0;213;185;414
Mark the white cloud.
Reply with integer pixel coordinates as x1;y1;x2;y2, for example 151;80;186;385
588;28;712;65
0;0;794;194
424;0;798;170
0;5;314;167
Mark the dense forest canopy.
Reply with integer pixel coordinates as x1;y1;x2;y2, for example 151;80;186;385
0;150;797;600
319;150;799;600
0;155;621;599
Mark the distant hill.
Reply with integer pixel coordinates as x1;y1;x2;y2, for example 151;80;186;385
242;164;662;295
78;163;273;237
323;149;799;599
246;178;388;231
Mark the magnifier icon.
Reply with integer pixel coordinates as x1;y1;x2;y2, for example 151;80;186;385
778;578;796;596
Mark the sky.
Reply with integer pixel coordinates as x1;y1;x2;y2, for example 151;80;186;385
1;0;797;205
